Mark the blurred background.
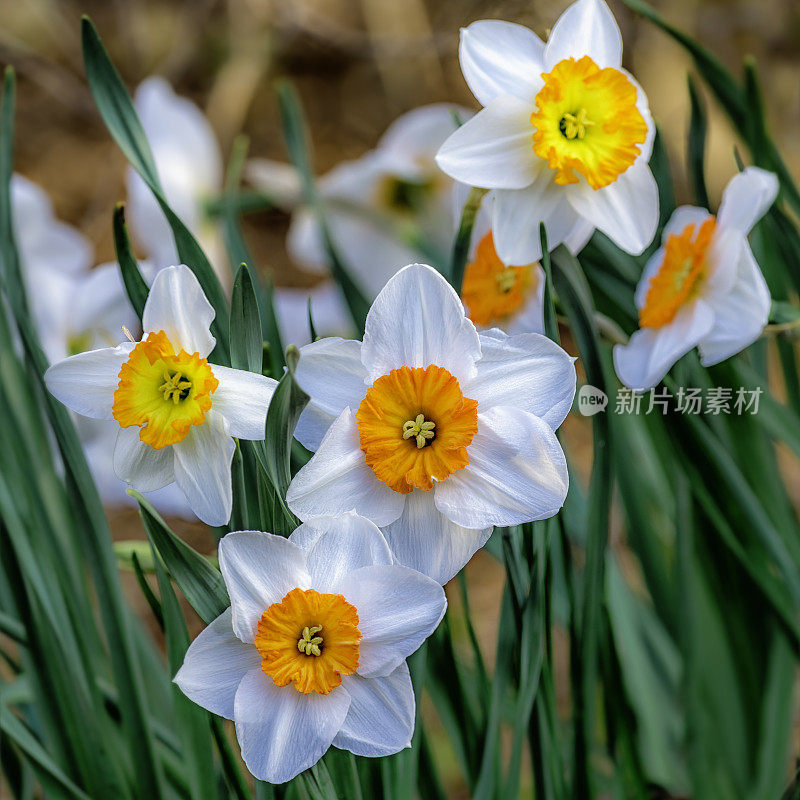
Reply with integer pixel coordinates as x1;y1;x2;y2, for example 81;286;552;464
2;0;799;278
1;1;799;796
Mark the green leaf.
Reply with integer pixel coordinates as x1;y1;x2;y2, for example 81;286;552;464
0;67;25;314
230;264;264;374
275;79;371;333
538;223;559;344
131;490;229;623
113;203;148;320
449;186;488;294
81;16;230;363
687;76;709;208
150;548;216;800
252;345;309;534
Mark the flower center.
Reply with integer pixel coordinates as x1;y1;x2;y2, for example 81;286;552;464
462;232;537;327
112;330;218;450
560;107;595;140
531;55;647;190
639;217;716;328
356;365;479;494
296;625;324;656
256;588;361;695
402;413;436;448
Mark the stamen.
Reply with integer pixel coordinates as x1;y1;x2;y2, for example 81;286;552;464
297;625;323;656
495;268;518;294
121;326;136;343
402;413;436;449
559;108;594;140
159;370;192;404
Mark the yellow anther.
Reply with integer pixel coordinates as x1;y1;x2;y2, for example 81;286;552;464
297;625;324;656
495;268;518;294
402;413;436;449
159;370;192;404
560;108;594;140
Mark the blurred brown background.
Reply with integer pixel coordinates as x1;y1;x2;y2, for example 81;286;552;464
1;0;799;284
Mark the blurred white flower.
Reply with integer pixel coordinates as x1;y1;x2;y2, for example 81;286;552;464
248;104;470;300
614;168;778;390
11;175;193;517
45;265;277;526
175;515;446;783
286;264;575;584
435;0;657;263
127;77;228;285
273;281;352;347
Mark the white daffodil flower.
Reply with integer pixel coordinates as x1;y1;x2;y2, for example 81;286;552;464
285;264;575;585
127;77;228;285
44;265;277;526
249;104;470;300
435;0;657;264
175;514;446;783
614;168;778;391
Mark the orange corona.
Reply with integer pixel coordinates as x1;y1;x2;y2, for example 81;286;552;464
531;55;647;190
462;231;536;326
112;330;218;449
255;588;361;695
639;217;716;328
356;365;478;493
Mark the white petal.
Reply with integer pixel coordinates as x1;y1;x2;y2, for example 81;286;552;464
567;159;658;256
174;608;260;720
113;426;175;492
698;244;770;366
434;406;569;528
613;299;715;391
172;411;235;527
435;97;539;190
287;208;328;274
293;337;368;451
544;0;623;70
377;103;470;177
133;77;222;236
491;173;565;264
661;205;711;242
459;20;546;106
211;366;277;441
717;167;778;235
505;271;546;335
361;264;481;385
336;565;446;677
68;263;138;349
234;669;350;784
142;265;216;357
288;513;392;593
380;490;492;585
563;216;595;255
243;158;302;211
12;174;94;278
464;330;576;428
274;282;353;348
334;664;415;757
633;245;666;310
218;531;311;643
44;343;133;420
286;409;406;527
